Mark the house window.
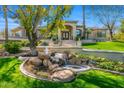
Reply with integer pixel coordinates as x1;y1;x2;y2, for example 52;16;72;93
97;32;106;37
76;30;81;36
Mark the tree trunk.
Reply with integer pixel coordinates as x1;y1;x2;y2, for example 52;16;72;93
87;33;89;40
26;29;38;56
82;5;86;39
3;5;8;42
30;41;38;56
109;29;113;41
5;14;8;42
30;47;38;56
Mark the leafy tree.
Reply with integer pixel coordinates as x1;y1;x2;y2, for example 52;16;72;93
11;6;47;55
94;6;123;41
9;5;72;56
114;32;124;41
120;20;124;33
114;20;124;41
37;6;72;41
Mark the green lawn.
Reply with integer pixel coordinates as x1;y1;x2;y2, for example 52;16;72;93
82;41;124;51
0;57;124;88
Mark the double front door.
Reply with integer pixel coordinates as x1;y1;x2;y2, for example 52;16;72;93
62;31;70;40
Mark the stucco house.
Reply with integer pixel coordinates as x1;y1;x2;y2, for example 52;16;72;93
11;21;109;42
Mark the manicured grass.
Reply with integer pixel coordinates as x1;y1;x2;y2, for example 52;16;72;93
0;57;124;88
82;41;124;51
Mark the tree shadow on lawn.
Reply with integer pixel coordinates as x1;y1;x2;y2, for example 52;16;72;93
30;80;65;88
0;58;15;68
82;43;97;46
77;72;124;88
0;73;13;82
0;62;20;82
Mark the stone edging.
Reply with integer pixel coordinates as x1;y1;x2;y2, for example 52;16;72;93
19;57;91;82
20;58;51;81
20;57;124;82
83;49;124;54
92;67;124;76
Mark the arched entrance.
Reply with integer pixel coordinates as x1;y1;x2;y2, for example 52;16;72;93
61;25;73;40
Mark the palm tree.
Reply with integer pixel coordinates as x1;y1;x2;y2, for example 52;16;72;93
82;5;94;40
82;5;86;39
3;5;8;42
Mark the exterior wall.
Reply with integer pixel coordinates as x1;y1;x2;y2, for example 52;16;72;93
76;26;83;37
11;22;108;41
72;25;77;40
75;26;108;41
82;28;108;41
21;30;27;38
37;46;82;53
61;22;77;40
12;29;26;38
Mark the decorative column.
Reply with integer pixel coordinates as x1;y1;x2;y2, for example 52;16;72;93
58;29;62;46
58;29;61;41
72;25;76;40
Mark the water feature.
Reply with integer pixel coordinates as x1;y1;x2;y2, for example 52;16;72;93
49;52;91;73
44;46;49;55
43;47;90;73
20;50;91;82
54;53;68;65
63;65;90;73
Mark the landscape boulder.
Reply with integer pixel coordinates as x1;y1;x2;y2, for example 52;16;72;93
2;51;9;56
50;69;75;82
28;57;43;67
48;64;59;71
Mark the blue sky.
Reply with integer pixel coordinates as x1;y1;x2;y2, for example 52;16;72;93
65;5;99;26
0;5;121;32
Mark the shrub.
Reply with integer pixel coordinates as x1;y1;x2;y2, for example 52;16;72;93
78;54;124;72
4;41;21;54
20;40;30;47
98;61;124;72
52;36;58;41
75;36;81;41
114;32;124;41
52;37;59;44
41;42;49;46
98;62;114;70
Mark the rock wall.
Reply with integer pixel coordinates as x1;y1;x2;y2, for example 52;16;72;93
37;46;82;53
